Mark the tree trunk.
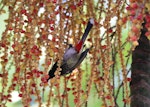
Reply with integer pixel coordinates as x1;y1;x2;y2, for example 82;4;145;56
131;21;150;107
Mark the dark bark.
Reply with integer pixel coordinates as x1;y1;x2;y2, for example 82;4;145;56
131;21;150;107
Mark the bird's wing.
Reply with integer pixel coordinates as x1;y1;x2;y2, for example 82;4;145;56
70;48;90;71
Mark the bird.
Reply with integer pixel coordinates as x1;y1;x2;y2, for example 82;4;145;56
47;18;94;81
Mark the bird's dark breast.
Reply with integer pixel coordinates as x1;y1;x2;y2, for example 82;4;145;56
60;63;71;75
61;54;80;75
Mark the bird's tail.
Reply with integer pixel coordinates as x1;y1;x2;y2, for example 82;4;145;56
81;18;94;43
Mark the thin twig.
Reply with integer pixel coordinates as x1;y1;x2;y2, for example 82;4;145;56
114;67;131;101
